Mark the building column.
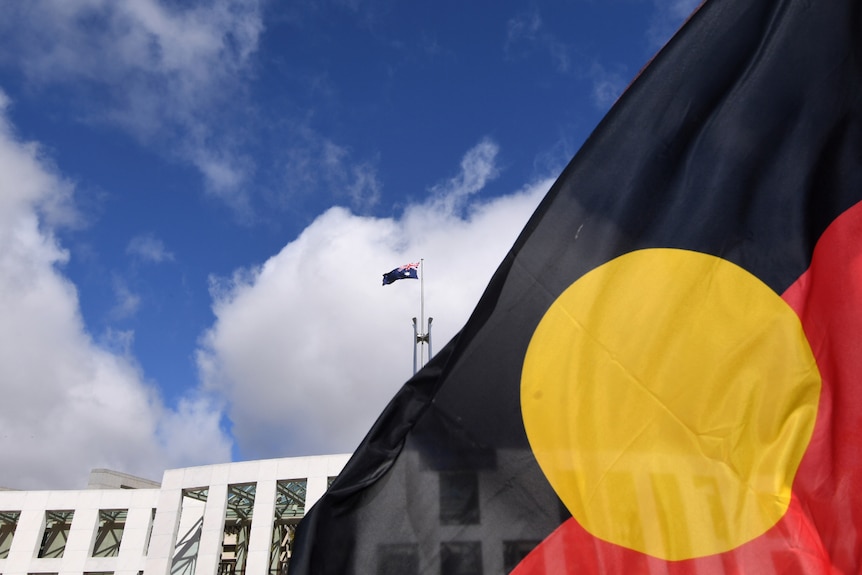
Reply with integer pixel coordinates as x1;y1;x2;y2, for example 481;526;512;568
143;487;182;575
246;479;276;575
195;482;227;575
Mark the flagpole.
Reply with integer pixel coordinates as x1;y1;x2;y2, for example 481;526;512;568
420;258;425;366
412;317;419;375
412;259;432;375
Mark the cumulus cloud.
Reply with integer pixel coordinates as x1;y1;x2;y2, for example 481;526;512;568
0;93;231;489
0;0;263;208
197;139;552;459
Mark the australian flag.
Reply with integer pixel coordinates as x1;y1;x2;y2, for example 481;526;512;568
382;262;419;285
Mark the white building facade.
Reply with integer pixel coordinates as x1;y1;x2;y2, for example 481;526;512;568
0;454;350;575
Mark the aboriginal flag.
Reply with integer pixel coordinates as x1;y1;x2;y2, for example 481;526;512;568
291;0;862;573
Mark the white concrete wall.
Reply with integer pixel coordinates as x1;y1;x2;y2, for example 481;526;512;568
0;454;350;575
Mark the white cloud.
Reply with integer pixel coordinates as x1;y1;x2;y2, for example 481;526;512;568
0;0;264;207
127;233;175;264
197;139;552;459
428;138;499;212
0;92;231;489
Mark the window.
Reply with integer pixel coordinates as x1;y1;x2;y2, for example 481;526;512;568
38;511;74;558
440;542;483;575
171;488;207;575
144;508;156;556
503;540;541;573
439;472;479;525
377;543;418;575
92;510;127;557
269;479;307;575
0;511;19;559
220;483;256;575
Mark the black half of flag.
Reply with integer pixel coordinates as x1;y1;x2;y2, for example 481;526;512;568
291;0;862;573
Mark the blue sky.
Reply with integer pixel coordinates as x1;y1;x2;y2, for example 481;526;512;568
0;0;698;488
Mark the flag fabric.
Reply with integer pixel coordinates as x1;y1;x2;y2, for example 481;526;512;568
382;262;419;285
292;1;862;574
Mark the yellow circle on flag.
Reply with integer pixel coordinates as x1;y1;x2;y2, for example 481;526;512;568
521;248;821;560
